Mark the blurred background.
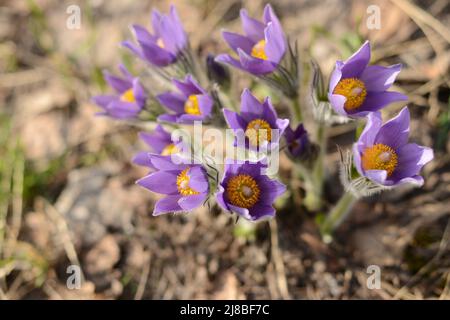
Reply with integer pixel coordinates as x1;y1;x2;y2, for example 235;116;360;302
0;0;449;299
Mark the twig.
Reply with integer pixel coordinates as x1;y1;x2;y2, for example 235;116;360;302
269;219;291;300
389;0;450;44
134;253;151;300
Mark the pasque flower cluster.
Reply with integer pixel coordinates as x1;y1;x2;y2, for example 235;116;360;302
93;4;433;232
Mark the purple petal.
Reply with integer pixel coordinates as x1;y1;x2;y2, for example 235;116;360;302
375;106;410;149
136;171;178;194
122;40;144;60
132;78;147;107
240;9;265;42
104;100;141;119
365;169;388;185
357;111;382;153
360;64;402;92
352;143;363;176
237;48;277;75
351;91;408;117
247;203;275;221
92;95;116;108
173;75;203;96
197;94;213;118
178;194;206;211
188;166;209;193
391;143;433;181
153;195;182;216
328;61;344;93
157;114;178;123
168;5;187;49
131;24;157;45
328;93;347;116
132;151;153;168
222;31;254;54
341;41;371;78
223;109;247;131
103;71;131;93
139;41;176;67
119;64;133;80
149;154;186;171
240;88;264;119
157;92;186;113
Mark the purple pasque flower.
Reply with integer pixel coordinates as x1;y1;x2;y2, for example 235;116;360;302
133;125;180;168
328;41;407;118
157;75;213;124
137;154;209;215
92;64;146;119
122;5;187;67
216;160;286;221
284;123;309;157
223;89;289;150
216;4;286;75
353;107;433;187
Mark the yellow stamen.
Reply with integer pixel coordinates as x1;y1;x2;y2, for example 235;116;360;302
176;168;199;196
251;39;268;60
333;78;367;111
161;143;178;156
156;38;165;48
226;174;260;209
245;118;272;147
120;88;135;103
184;95;201;115
362;143;398;177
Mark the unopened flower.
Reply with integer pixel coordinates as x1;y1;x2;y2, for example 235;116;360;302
284;124;309;158
353;107;433;187
328;41;407;118
137;154;209;215
206;54;231;89
216;4;286;75
223;89;289;150
216;160;286;221
122;5;187;67
92;64;146;119
157;75;213;124
133;125;180;167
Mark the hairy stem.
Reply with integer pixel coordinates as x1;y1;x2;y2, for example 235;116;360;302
320;191;357;243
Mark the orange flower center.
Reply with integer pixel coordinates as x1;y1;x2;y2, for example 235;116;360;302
245;118;272;147
361;143;398;177
176;168;199;196
120;88;135;103
161;143;178;156
184;95;201;115
333;78;367;111
251;40;268;60
226;174;260;209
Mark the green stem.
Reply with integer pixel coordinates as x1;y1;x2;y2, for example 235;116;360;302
291;95;302;123
303;124;326;211
320;191;357;243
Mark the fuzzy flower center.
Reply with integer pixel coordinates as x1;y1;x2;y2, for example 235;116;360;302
176;168;199;196
333;78;367;111
362;143;398;177
161;143;178;156
120;88;135;103
251;40;268;60
245;119;272;147
184;95;201;115
226;174;260;209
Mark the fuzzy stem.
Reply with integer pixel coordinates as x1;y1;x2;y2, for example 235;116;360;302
320;191;357;243
303;124;326;211
291;94;303;123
